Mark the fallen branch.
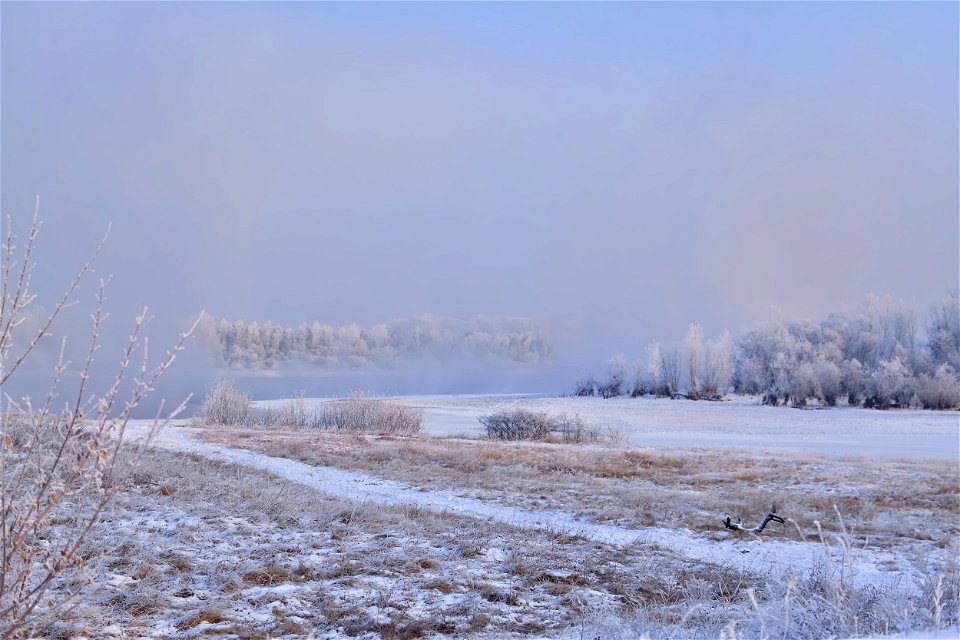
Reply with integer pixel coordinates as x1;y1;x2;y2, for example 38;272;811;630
723;503;785;534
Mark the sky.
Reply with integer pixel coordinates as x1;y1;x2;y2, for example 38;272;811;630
2;2;958;401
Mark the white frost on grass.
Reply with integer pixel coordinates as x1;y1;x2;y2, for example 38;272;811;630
146;425;921;594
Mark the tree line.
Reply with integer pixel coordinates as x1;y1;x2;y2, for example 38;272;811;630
200;314;552;370
576;293;960;409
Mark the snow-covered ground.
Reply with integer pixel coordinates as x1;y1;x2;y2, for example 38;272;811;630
372;394;960;460
108;422;953;637
36;398;956;638
150;426;915;589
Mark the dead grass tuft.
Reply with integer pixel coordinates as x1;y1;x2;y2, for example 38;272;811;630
124;597;168;617
176;609;227;630
477;583;520;605
410;557;440;571
161;553;193;573
242;564;292;586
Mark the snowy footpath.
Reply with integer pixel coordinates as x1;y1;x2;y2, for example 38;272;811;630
146;425;920;593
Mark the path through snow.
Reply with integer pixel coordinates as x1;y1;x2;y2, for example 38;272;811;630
141;426;919;593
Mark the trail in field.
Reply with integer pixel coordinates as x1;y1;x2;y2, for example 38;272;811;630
150;426;915;590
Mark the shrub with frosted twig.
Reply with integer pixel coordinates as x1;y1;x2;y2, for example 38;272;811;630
479;408;605;444
0;204;199;637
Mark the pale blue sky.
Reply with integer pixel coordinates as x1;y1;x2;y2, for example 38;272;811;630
2;1;957;393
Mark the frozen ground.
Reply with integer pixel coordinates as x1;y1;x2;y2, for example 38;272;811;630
151;427;912;587
25;396;959;639
369;394;960;460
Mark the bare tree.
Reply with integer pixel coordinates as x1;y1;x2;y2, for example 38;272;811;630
0;204;200;637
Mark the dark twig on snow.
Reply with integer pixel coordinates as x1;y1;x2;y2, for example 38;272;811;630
723;503;785;534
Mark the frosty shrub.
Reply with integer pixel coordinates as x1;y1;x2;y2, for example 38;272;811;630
573;375;597;397
198;378;252;425
479;408;552;440
479;408;602;443
599;355;628;398
0;205;198;637
245;390;309;428
196;386;422;434
311;395;422;435
914;364;960;410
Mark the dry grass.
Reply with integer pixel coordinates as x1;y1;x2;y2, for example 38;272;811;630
198;426;959;550
37;446;764;638
24;426;959;639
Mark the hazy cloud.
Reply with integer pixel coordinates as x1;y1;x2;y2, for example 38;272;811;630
2;2;956;403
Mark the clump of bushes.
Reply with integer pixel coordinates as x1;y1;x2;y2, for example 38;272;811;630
197;380;421;434
199;378;252;425
574;375;598;397
478;408;605;444
312;395;422;434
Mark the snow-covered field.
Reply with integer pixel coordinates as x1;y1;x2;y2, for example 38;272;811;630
152;427;910;581
377;394;959;460
31;395;960;638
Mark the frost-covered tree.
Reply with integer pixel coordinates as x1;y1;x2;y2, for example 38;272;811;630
599;355;628;398
685;324;706;399
579;292;960;410
630;360;646;397
701;332;733;398
663;347;681;398
204;315;552;370
914;363;960;409
812;358;842;406
841;358;868;406
737;356;766;395
646;341;669;397
928;293;960;371
870;347;912;408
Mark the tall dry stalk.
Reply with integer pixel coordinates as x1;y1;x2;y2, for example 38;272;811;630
0;201;200;637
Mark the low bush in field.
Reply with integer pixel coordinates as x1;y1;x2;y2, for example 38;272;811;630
478;408;605;444
244;392;310;429
310;395;422;435
197;381;421;434
198;379;252;426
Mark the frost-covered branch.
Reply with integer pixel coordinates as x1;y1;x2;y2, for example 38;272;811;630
0;207;199;637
